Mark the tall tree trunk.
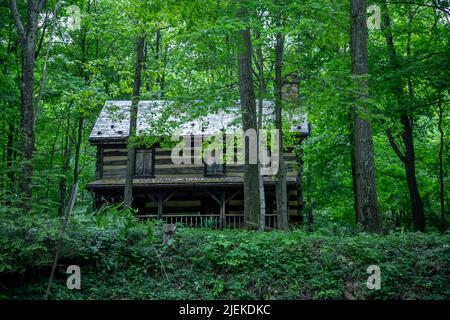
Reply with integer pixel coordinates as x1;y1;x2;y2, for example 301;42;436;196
255;30;266;231
236;4;260;228
144;42;150;92
274;32;288;231
9;0;45;209
350;0;380;232
6;120;15;188
59;114;71;215
154;29;167;99
305;163;314;231
381;1;425;231
73;0;90;186
401;115;425;231
348;112;359;223
45;119;61;199
160;42;168;99
124;37;145;208
73;117;84;185
34;1;62;126
437;101;446;228
295;157;305;225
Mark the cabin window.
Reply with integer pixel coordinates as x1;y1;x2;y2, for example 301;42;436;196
135;149;154;177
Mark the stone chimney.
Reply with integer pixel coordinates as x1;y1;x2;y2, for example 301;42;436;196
281;74;300;102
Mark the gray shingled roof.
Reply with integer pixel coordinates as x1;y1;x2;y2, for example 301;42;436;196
89;100;309;142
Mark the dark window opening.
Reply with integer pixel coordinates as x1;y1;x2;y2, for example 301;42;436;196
135;149;154;177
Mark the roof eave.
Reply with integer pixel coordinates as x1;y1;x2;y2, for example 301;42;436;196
88;136;128;145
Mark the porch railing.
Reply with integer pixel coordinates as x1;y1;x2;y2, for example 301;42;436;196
136;213;278;229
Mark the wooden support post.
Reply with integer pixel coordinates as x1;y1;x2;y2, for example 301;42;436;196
93;193;102;211
220;192;226;229
207;191;226;229
157;193;164;220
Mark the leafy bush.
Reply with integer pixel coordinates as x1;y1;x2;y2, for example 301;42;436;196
0;206;449;300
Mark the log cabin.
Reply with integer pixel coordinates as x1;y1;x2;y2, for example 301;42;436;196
86;82;309;229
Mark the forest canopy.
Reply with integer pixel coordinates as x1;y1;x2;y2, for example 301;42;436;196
1;0;448;230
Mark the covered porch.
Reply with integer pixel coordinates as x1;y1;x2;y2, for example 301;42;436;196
86;176;301;229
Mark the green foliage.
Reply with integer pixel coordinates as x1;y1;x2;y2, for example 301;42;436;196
0;204;155;275
1;0;448;230
0;207;448;300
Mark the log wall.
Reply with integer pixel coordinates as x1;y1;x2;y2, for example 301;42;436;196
94;140;303;221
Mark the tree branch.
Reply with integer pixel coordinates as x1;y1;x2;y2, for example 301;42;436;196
386;128;406;163
9;0;25;44
374;0;450;15
35;10;51;58
34;1;63;128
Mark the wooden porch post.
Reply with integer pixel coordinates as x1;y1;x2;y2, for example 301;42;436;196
157;192;163;220
93;193;102;211
207;191;227;229
220;192;226;229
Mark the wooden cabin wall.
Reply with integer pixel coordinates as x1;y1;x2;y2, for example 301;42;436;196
97;143;300;179
98;144;127;179
93;139;303;220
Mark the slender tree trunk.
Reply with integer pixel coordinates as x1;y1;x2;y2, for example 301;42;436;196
154;29;167;99
59;114;71;215
437;101;446;228
45;120;61;199
73;0;90;186
296;157;305;225
6;120;15;188
348;112;359;223
160;42;168;98
18;2;39;202
34;1;62;127
401;115;425;231
73;117;84;185
255;30;266;231
144;43;150;91
446;198;450;218
274;32;288;231
124;37;145;208
350;0;380;232
9;0;45;209
305;163;314;231
236;4;260;228
381;1;425;231
405;1;425;231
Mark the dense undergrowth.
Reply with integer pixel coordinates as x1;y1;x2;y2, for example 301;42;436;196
0;205;449;300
